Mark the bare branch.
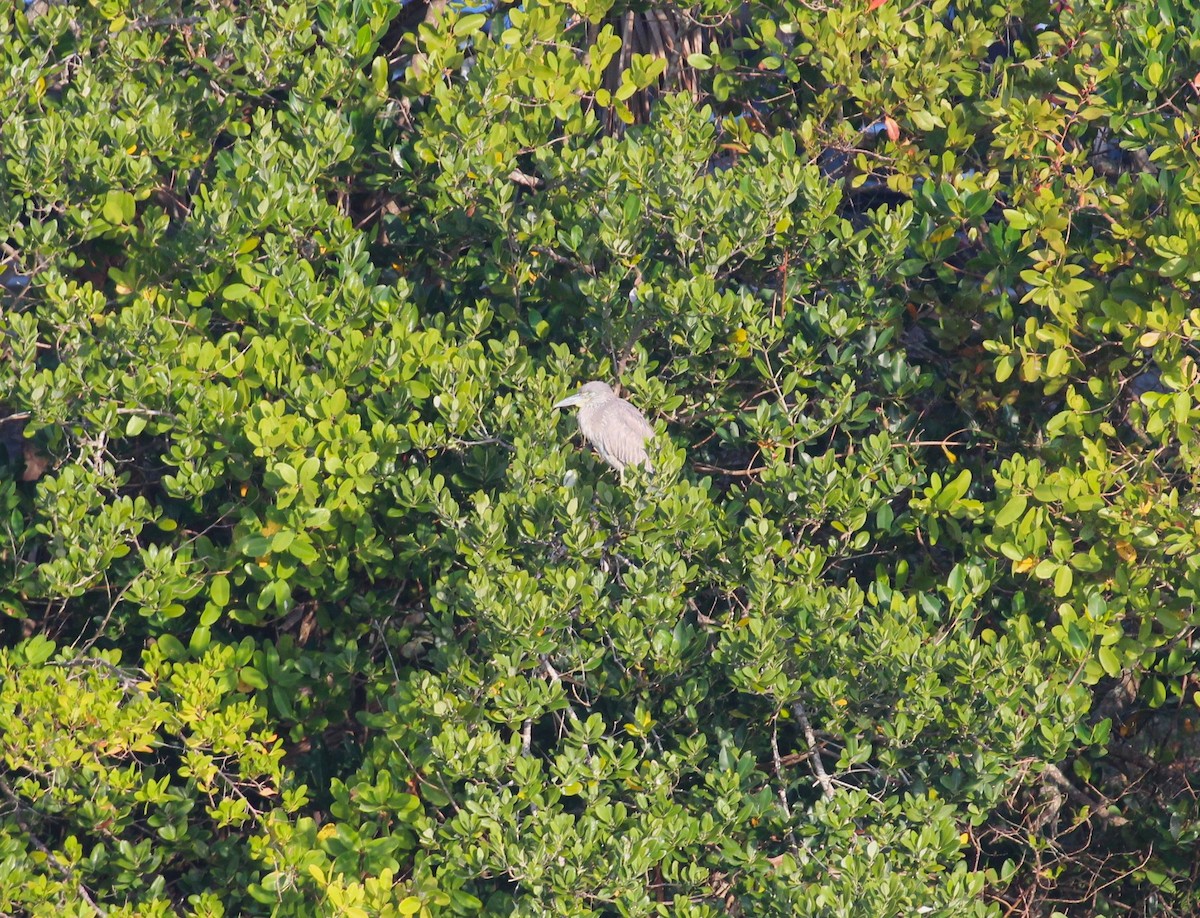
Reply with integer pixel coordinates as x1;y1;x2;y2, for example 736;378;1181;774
791;699;835;800
1042;762;1130;828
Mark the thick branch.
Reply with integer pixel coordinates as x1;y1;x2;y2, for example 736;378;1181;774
792;700;835;800
1042;762;1129;829
787;700;835;796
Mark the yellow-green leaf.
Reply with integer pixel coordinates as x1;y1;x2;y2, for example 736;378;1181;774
994;494;1027;528
453;13;487;36
1098;646;1121;677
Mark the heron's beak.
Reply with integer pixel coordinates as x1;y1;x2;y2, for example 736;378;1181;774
552;394;581;409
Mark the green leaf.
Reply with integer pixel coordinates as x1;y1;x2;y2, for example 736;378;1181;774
1067;622;1089;653
371;56;389;95
288;535;320;565
994;494;1027;528
103;190;136;225
995;354;1017;383
211;574;230;608
158;634;187;659
22;635;56;665
190;626;211;654
453;13;487;37
1097;646;1121;677
908;108;942;131
239;666;268;691
1045;348;1070;378
939;469;972;507
1053;564;1073;597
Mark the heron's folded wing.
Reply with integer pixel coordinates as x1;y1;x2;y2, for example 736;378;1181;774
597;400;654;468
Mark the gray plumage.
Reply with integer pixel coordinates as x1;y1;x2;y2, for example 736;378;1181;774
552;381;654;471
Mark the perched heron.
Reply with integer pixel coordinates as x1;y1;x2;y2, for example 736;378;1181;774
553;381;654;472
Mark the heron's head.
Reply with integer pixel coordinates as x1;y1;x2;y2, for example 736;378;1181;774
552;381;615;410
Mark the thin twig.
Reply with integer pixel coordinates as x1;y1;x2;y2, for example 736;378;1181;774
691;463;767;477
539;657;580;723
530;246;597;276
451;436;515;452
128;15;203;30
372;619;404;688
771;714;794;822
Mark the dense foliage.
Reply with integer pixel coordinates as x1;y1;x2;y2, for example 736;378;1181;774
3;0;1200;914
